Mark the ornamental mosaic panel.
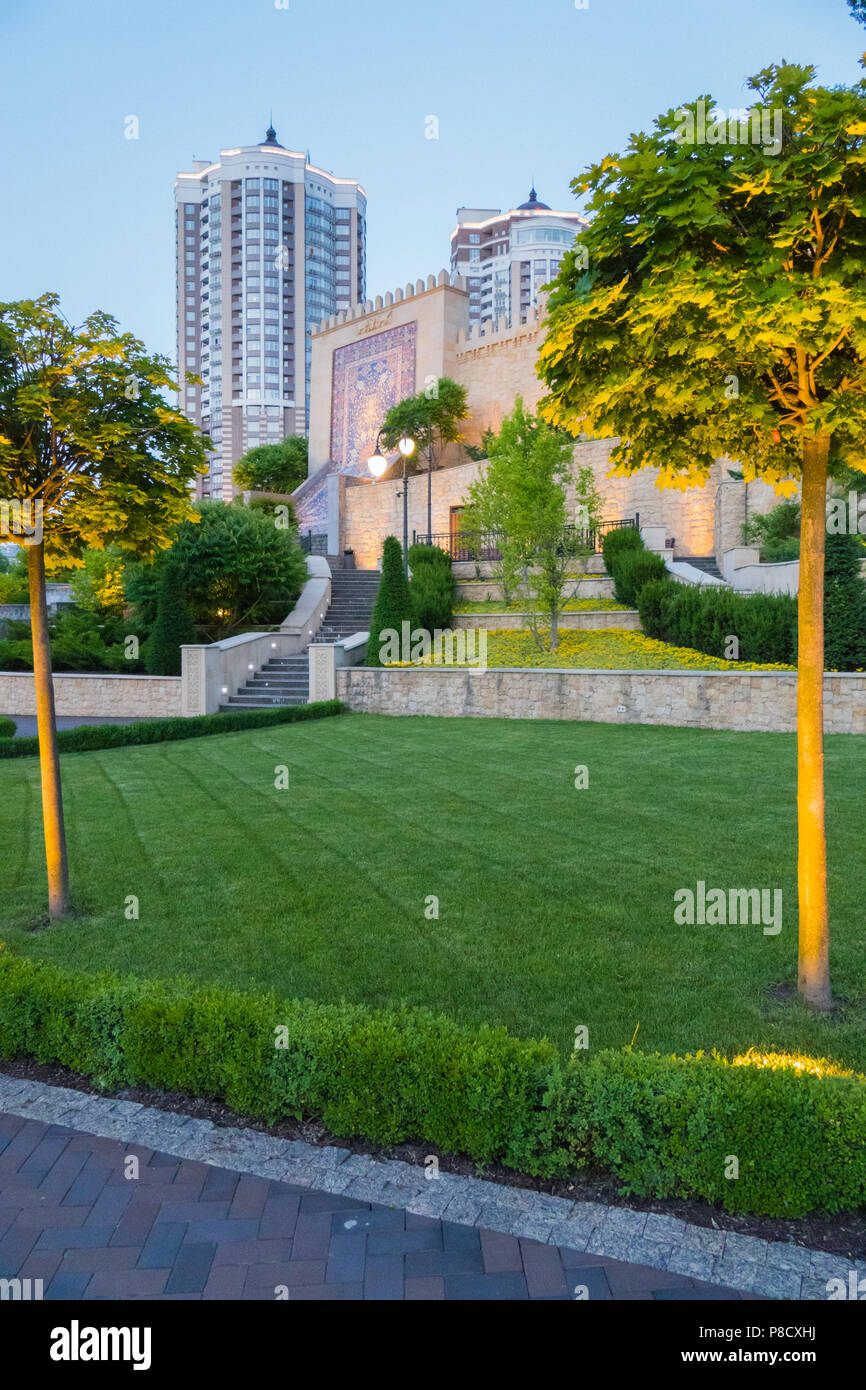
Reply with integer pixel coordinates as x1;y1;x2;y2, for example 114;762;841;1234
330;322;417;476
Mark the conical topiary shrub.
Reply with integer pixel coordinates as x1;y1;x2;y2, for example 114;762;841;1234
366;535;412;666
145;557;196;676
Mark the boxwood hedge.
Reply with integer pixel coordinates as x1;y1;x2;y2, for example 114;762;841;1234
0;954;863;1218
0;699;344;759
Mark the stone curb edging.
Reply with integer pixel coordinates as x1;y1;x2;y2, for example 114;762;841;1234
1;1073;861;1302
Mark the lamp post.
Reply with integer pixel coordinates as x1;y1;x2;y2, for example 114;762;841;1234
396;433;416;573
367;429;416;574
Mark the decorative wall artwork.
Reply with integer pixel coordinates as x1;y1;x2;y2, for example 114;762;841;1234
330;322;417;475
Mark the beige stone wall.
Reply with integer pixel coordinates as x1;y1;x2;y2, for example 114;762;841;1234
337;667;866;735
343;459;483;568
0;673;183;719
457;577;616;600
453;610;641;632
310;280;799;567
308;277;469;473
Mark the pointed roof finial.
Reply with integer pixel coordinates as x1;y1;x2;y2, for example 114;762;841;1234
263;118;281;146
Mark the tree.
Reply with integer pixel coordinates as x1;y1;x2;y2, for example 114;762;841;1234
0;294;207;917
366;536;413;666
381;378;469;539
539;63;866;1008
849;0;866;27
145;557;196;675
464;399;601;649
68;546;127;615
232;436;308;495
157;501;307;633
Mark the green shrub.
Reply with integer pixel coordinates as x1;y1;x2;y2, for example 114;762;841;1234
823;533;866;671
0;954;864;1215
610;549;668;606
0;699;344;759
145;557;195;676
0;572;29;604
366;536;413;667
638;579;797;664
408;544;456;631
0;717;16;739
601;525;642;573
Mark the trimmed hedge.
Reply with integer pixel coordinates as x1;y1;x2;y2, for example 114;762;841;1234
601;525;643;571
407;543;457;632
0;953;863;1217
0;717;16;740
0;700;344;759
638;580;797;665
610;549;668;607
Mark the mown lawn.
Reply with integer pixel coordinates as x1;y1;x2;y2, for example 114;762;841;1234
0;713;863;1067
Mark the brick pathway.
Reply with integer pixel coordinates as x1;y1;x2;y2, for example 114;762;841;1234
0;1112;751;1301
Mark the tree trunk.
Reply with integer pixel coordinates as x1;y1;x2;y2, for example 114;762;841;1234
27;542;70;918
797;435;831;1009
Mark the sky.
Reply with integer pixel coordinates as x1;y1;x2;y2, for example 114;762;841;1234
0;0;861;361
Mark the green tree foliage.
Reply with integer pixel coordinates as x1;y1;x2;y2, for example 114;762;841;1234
0;292;208;917
145;557;196;676
407;544;456;631
367;536;413;666
68;546;127;615
743;500;802;561
380;378;469;468
463;399;601;648
232;436;308;494
539;62;866;1010
128;501;307;636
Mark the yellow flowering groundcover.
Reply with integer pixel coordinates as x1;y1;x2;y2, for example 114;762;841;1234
395;627;796;672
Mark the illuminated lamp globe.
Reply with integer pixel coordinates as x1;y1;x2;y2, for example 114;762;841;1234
368;450;388;479
397;434;416;457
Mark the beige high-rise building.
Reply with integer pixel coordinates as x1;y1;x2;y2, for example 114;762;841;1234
175;126;366;500
449;189;588;326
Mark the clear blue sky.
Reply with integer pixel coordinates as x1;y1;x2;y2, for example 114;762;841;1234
0;0;860;361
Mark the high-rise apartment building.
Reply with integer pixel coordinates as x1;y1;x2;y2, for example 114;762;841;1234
449;189;588;326
175;127;366;500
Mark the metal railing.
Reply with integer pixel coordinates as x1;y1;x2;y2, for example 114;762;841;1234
413;517;639;562
299;530;329;557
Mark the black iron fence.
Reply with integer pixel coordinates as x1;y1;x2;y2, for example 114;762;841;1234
299;531;329;556
414;517;639;562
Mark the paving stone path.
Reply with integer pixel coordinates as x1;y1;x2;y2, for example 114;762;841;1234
0;1111;750;1302
2;1075;857;1301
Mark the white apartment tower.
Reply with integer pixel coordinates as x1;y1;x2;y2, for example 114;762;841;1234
175;126;366;500
449;189;588;326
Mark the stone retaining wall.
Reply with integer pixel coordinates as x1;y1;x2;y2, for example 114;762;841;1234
0;672;182;719
457;577;616;601
337;667;866;734
453;610;640;632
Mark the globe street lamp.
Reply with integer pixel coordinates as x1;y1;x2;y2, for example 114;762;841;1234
367;430;388;479
368;428;416;574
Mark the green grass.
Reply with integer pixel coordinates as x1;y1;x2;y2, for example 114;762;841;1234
1;713;863;1068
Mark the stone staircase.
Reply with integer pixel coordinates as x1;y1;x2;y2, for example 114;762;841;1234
219;566;380;710
310;567;380;643
686;556;725;581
